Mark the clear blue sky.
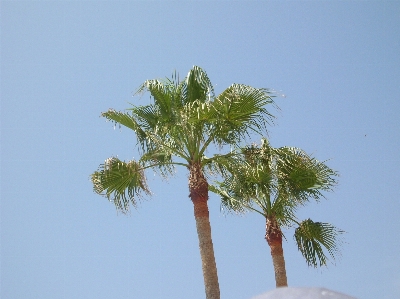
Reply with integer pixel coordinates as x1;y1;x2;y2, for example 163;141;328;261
1;1;399;299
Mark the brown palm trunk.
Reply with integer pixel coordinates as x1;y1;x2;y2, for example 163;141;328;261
265;215;288;287
189;163;220;299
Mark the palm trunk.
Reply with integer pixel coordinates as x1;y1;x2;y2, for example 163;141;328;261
265;215;288;287
189;163;220;299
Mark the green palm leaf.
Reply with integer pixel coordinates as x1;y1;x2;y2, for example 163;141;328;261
278;146;337;191
135;78;184;123
269;143;338;206
209;184;249;215
91;157;150;213
101;109;152;153
209;85;277;145
294;219;344;267
102;109;145;133
183;65;214;104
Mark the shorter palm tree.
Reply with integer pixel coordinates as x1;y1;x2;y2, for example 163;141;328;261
210;138;344;287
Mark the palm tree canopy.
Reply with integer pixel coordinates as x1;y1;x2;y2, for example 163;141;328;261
211;138;344;267
91;66;277;212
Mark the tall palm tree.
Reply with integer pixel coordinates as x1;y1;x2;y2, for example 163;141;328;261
211;138;344;288
90;66;277;299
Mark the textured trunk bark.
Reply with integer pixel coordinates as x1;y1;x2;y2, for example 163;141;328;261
265;216;288;287
189;163;220;299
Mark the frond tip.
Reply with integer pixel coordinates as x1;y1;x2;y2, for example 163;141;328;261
294;219;345;267
91;157;151;213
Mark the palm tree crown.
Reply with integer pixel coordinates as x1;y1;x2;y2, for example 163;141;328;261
91;66;278;299
92;67;276;210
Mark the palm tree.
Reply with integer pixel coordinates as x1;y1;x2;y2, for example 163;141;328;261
210;138;344;288
90;66;277;299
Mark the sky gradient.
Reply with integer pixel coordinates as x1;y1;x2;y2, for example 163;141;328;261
1;1;399;299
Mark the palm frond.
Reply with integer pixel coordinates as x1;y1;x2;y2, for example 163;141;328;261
273;145;338;206
209;184;248;215
294;219;344;267
278;147;338;190
91;157;150;213
134;78;184;122
209;84;277;145
183;66;214;105
102;109;145;136
101;109;153;154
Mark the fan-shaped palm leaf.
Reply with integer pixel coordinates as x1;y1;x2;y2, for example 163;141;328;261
209;85;277;146
294;219;344;267
91;157;150;213
183;65;214;104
